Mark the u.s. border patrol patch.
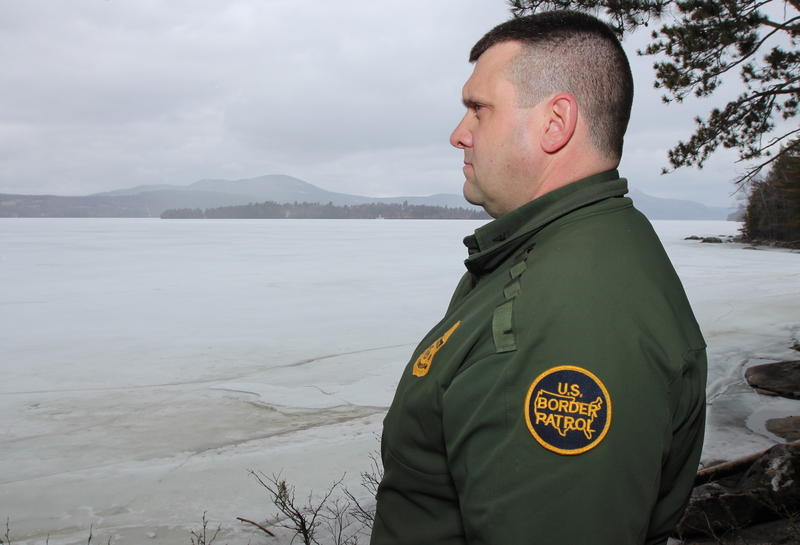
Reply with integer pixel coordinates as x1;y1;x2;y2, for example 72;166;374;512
524;365;612;455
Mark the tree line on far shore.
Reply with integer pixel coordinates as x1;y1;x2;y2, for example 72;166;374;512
743;147;800;244
161;200;491;220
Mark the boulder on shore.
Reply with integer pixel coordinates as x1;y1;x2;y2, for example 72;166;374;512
745;360;800;399
767;417;800;442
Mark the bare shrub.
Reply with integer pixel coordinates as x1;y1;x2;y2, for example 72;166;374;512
190;512;222;545
322;498;359;545
1;517;11;545
343;452;382;531
247;470;345;545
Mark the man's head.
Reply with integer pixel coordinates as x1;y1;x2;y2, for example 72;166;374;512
450;11;633;217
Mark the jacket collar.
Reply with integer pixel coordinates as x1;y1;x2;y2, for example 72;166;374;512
463;170;628;274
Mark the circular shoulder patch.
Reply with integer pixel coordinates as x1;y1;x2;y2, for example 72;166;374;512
524;365;612;455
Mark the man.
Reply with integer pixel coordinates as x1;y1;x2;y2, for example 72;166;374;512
370;10;706;545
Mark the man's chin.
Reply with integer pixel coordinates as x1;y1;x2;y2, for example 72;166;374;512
462;180;481;207
463;184;497;217
463;194;481;207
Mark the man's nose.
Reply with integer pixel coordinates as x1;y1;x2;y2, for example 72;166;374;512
450;116;472;149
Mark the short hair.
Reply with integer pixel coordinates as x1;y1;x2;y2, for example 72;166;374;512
470;11;633;160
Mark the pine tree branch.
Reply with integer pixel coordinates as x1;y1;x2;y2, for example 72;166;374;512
748;0;777;14
732;87;800;108
762;14;800;31
662;24;784;95
735;150;791;186
741;127;800;159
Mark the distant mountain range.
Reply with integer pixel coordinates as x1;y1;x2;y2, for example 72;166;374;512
626;189;736;221
0;174;735;220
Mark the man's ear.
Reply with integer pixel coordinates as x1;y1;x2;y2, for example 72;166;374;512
540;93;578;154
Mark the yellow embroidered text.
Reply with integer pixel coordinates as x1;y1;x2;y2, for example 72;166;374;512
533;387;603;440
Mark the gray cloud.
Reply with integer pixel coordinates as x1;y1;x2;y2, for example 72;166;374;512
0;0;768;207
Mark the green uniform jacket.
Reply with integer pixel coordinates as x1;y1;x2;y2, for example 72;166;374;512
371;170;707;545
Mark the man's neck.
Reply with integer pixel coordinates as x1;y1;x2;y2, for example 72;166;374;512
528;157;620;203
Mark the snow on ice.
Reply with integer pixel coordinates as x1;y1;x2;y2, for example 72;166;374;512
0;218;798;544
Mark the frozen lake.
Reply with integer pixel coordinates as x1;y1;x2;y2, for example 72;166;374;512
1;218;799;544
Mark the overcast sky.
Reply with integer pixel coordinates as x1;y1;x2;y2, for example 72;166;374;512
1;1;786;207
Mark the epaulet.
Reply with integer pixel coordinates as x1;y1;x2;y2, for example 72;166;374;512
492;245;534;353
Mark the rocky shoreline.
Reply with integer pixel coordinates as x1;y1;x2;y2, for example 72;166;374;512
684;234;800;250
676;353;800;544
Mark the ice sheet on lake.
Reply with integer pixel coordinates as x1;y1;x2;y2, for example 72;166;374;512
0;218;798;544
